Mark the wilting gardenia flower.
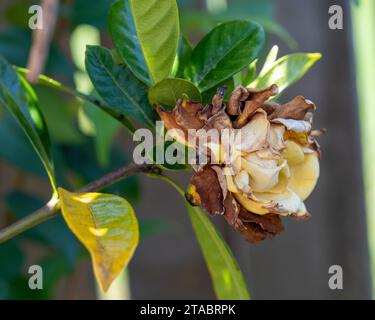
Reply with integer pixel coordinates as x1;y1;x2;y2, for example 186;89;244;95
156;84;323;243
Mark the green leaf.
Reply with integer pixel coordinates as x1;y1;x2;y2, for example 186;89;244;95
148;78;201;109
186;205;250;300
242;59;258;87
0;56;56;191
174;36;193;78
258;45;279;79
58;188;139;292
252;52;322;94
185;20;265;92
158;176;250;300
109;0;180;85
85;45;157;128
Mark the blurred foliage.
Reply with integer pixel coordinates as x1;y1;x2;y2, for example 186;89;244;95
0;0;291;299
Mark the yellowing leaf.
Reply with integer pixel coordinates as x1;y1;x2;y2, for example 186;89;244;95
58;188;139;291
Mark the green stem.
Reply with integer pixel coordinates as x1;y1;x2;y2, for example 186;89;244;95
0;197;60;243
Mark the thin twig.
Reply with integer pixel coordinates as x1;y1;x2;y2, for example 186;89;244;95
26;0;60;83
0;163;161;244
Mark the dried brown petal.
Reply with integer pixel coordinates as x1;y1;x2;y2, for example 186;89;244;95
223;193;241;226
202;109;232;131
156;106;187;142
186;166;224;216
222;192;284;243
291;212;312;221
261;101;279;115
227;86;249;116
236;84;279;128
311;128;327;137
269;96;316;120
211;166;228;200
236;222;271;243
174;99;205;130
239;210;284;235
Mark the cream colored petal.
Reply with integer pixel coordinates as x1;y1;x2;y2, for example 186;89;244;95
255;188;304;216
268;162;290;194
272;118;311;133
236;110;270;153
234;170;252;193
242;154;284;192
234;188;305;216
269;124;285;152
283;140;305;165
256;148;281;160
289;152;320;200
295;202;308;217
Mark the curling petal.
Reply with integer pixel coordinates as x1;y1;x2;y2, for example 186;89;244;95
242;153;285;192
236;110;270;153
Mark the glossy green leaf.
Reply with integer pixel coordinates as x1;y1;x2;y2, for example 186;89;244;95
186;205;250;300
58;188;139;292
185;20;265;92
251;52;322;94
174;36;193;78
0;56;56;190
85;45;157;128
258;45;279;79
148;78;201;109
158;176;251;300
242;59;258;87
109;0;180;85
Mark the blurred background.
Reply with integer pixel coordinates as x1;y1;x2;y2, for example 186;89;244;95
0;0;373;299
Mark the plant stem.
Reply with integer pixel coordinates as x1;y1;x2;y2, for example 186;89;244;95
0;197;60;244
0;163;160;244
